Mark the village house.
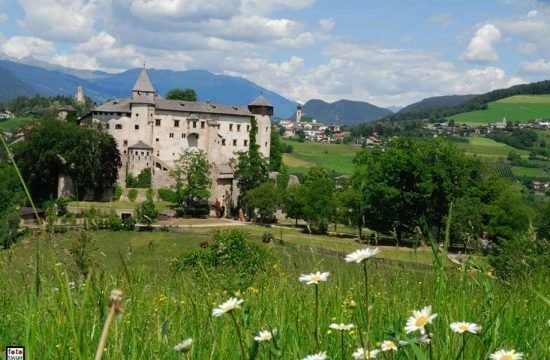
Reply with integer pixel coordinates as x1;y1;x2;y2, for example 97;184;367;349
80;67;272;210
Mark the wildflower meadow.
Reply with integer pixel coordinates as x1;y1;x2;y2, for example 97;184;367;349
0;228;548;359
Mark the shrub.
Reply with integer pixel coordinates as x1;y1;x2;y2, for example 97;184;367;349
109;214;123;231
158;188;177;203
128;188;138;202
262;231;275;244
171;229;274;289
123;216;135;231
55;196;71;216
136;192;158;226
113;185;123;201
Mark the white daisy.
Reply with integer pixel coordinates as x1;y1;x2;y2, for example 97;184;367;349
212;297;244;317
489;349;523;360
352;348;380;359
299;271;330;285
303;351;328;360
254;330;273;342
450;322;482;334
345;248;381;263
405;305;438;334
174;338;192;353
381;340;398;351
329;323;354;331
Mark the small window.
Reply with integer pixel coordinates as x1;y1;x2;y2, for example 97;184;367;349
247;125;250;131
123;150;127;154
201;121;205;129
135;125;139;130
229;124;233;131
182;133;186;138
117;112;121;116
174;120;180;127
233;139;237;146
244;140;248;147
156;138;159;142
265;142;268;147
123;140;128;146
115;124;122;130
193;121;197;128
237;124;241;132
106;124;110;129
155;119;161;126
222;139;226;146
135;113;139;117
141;151;144;156
266;127;268;132
169;133;174;138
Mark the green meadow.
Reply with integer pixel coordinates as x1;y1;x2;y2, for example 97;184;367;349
0;227;548;359
454;137;530;159
0;116;36;131
449;95;550;125
281;140;361;175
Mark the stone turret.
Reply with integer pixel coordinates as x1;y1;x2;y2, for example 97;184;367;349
132;66;156;103
75;86;85;103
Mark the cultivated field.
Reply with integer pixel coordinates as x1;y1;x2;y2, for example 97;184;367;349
449;95;550;124
0;116;35;131
454;137;530;158
1;227;547;359
281;140;361;175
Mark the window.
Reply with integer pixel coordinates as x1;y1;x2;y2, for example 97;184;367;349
156;138;159;142
237;124;241;132
229;124;233;131
123;140;128;146
155;119;161;126
169;133;174;138
222;139;226;146
141;151;144;156
233;139;237;146
247;125;250;131
266;127;268;132
135;125;139;130
106;124;110;129
265;142;268;147
115;124;122;130
193;121;197;128
201;121;205;129
182;133;186;138
244;140;248;147
135;113;139;117
174;120;180;127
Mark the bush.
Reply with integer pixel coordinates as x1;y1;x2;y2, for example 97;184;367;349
128;188;138;202
55;196;71;216
108;214;123;231
113;185;123;201
262;231;275;244
127;169;152;188
171;229;274;289
136;192;158;226
158;188;177;203
123;216;135;231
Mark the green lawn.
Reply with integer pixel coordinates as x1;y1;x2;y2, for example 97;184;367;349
69;200;172;211
512;166;550;179
455;137;530;158
449;95;550;125
282;140;361;175
0;116;35;131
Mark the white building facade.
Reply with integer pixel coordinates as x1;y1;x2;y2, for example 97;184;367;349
81;67;272;210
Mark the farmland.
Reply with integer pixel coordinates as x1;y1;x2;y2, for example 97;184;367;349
0;116;35;131
454;137;530;158
281;139;361;175
449;95;550;125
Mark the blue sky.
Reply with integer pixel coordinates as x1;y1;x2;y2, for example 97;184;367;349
1;0;550;107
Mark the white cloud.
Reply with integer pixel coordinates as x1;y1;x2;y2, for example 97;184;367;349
128;0;238;20
239;0;316;15
51;53;99;70
519;42;538;55
521;59;550;74
462;24;502;63
319;18;335;32
0;36;55;59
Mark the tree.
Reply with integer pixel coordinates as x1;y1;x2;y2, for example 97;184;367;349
243;182;279;223
170;149;211;216
334;185;363;238
233;116;268;207
302;167;334;233
269;129;284;172
283;184;306;226
166;88;198;102
14;119;121;202
135;192;158;227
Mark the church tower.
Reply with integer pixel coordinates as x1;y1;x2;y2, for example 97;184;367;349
75;86;85;103
296;104;302;123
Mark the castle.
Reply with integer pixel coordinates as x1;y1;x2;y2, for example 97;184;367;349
81;67;272;210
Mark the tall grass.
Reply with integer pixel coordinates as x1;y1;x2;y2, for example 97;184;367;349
0;232;548;359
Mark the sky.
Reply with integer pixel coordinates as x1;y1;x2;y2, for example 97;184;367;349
1;0;550;108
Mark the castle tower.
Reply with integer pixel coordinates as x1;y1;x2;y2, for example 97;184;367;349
75;86;85;103
132;66;156;102
296;103;302;123
248;95;273;159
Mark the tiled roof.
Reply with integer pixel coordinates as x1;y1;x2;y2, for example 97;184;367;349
133;68;155;93
128;141;153;149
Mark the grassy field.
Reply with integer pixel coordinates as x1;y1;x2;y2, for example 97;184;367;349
281;140;361;175
449;95;550;125
455;137;530;158
69;200;172;211
512;166;550;179
0;116;35;131
0;227;547;359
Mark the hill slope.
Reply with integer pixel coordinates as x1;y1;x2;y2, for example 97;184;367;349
296;99;392;125
399;94;477;114
0;60;297;118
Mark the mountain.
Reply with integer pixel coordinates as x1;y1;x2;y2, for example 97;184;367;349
0;66;39;103
398;94;478;114
0;60;297;118
295;99;392;125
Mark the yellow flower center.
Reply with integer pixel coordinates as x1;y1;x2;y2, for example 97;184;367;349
386;342;396;349
415;315;428;327
501;356;512;360
311;275;321;281
459;325;469;331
